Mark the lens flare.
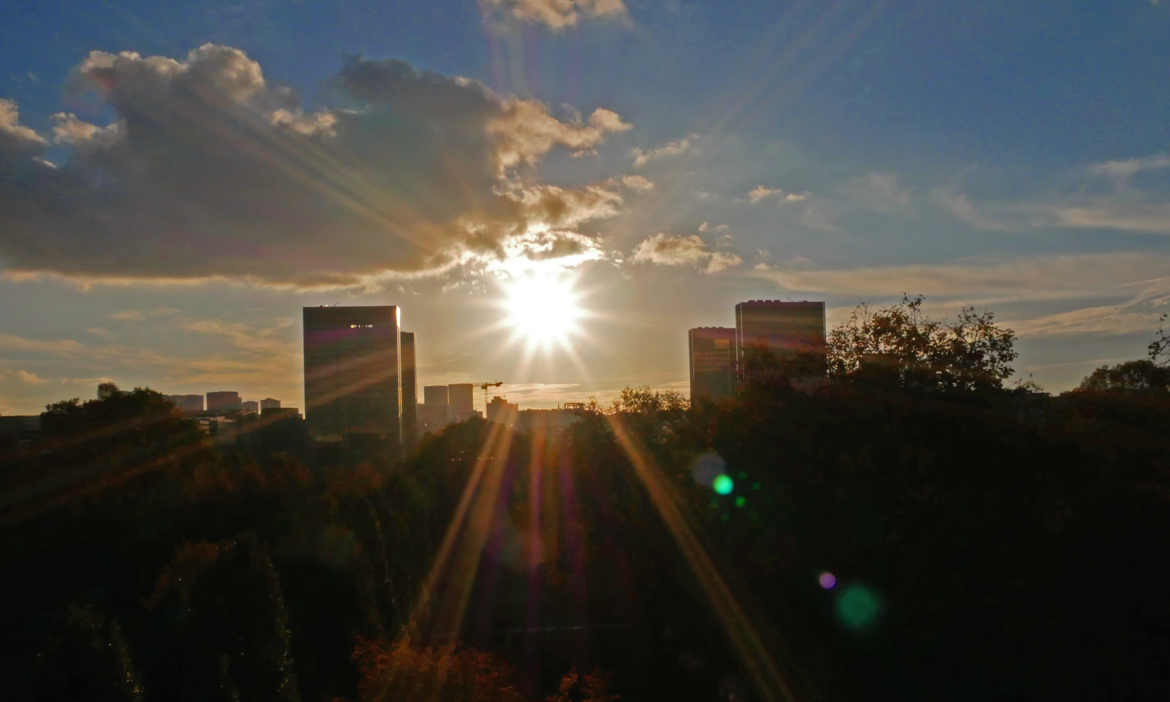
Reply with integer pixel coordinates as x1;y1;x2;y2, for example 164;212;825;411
501;272;583;350
817;571;836;590
713;474;734;495
835;583;882;631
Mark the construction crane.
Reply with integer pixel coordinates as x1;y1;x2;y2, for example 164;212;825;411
479;381;503;415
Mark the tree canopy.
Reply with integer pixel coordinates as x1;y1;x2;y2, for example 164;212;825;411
827;294;1018;391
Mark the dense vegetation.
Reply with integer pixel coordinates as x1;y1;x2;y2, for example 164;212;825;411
2;302;1169;701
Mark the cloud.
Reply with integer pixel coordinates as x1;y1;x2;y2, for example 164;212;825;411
50;112;120;146
746;185;807;204
109;307;180;321
631;133;698;168
14;370;47;384
620;174;655;191
1088;153;1170;180
1030;199;1170;234
751;251;1170;339
929;188;1013;231
631;233;743;274
0;97;46;159
0;46;632;288
842;171;910;213
752;251;1170;299
481;0;630;31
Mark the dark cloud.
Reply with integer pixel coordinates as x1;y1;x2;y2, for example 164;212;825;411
0;46;630;288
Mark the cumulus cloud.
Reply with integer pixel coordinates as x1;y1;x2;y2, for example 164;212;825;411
631;233;743;274
0;97;46;159
490;104;630;170
481;0;630;31
0;46;632;288
630;133;698;168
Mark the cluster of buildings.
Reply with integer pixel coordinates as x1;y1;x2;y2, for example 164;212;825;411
165;391;288;417
689;300;827;402
301;304;590;452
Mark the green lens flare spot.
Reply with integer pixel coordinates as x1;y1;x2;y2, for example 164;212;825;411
734;496;746;508
713;474;734;495
835;584;882;632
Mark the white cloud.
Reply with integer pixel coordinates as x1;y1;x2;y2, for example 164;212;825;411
631;233;743;274
481;0;630;30
630;133;698;168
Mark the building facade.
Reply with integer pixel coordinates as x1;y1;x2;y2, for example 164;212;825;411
206;391;242;413
241;400;259;415
303;305;402;444
448;383;475;420
260;398;281;411
688;327;737;403
423;385;449;407
400;331;418;449
734;300;827;384
167;394;204;414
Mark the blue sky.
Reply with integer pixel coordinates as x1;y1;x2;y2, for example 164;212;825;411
2;0;1169;413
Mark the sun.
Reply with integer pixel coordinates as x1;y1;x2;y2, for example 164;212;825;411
501;272;584;350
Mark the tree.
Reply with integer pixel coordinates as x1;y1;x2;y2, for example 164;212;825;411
827;294;1018;391
1075;360;1170;393
1149;313;1169;366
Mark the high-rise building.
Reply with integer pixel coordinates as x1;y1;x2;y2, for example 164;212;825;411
206;391;242;413
688;327;737;402
400;331;417;449
448;383;475;420
167;394;204;414
241;400;259;415
734;300;827;384
303;305;402;444
260;398;281;411
423;385;449;407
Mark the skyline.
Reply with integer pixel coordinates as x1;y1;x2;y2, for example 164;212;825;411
4;0;1170;414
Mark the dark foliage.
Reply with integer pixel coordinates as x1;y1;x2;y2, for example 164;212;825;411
3;363;1169;701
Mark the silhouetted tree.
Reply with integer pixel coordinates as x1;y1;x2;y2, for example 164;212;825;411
1075;359;1170;393
828;294;1017;391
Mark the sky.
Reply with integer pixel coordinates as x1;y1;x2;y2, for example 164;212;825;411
1;0;1169;414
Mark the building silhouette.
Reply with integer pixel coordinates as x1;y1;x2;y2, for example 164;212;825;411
423;385;449;407
448;383;475;420
688;327;736;402
241;400;259;415
401;331;418;449
260;397;281;411
735;300;827;385
167;394;204;414
206;391;242;413
302;305;405;445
